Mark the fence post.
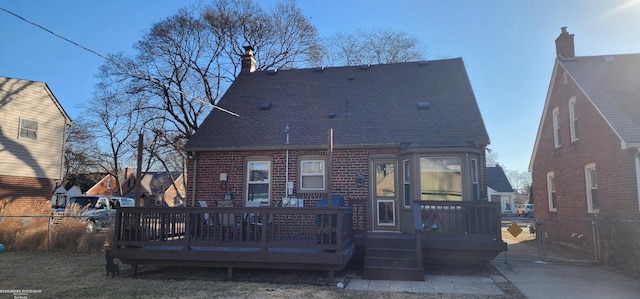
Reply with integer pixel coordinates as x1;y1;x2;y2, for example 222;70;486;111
47;215;51;253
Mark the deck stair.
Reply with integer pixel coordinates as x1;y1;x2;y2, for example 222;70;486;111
363;233;424;281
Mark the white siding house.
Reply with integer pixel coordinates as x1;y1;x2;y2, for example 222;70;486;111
0;76;72;212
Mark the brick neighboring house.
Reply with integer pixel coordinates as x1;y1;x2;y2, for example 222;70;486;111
530;27;640;273
0;76;72;214
487;165;515;214
117;169;185;207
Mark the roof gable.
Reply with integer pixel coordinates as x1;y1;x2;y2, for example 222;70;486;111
487;166;513;192
186;59;489;151
560;54;640;146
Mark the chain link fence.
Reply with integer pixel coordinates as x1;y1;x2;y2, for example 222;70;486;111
500;216;598;264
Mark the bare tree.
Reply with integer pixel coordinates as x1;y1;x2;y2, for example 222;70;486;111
320;28;426;66
91;0;319;181
63;117;99;177
83;81;141;196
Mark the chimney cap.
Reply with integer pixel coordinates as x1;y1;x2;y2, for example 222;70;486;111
243;45;254;52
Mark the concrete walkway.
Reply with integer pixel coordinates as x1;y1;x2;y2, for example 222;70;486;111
346;274;505;295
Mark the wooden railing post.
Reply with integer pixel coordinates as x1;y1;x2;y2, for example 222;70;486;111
261;211;267;252
184;209;192;250
413;202;424;271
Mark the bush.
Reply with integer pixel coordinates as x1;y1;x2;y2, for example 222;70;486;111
0;201;109;253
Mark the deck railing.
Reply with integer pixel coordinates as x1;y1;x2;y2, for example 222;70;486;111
113;206;353;253
416;200;502;239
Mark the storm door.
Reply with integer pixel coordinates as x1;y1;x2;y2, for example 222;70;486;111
372;160;399;231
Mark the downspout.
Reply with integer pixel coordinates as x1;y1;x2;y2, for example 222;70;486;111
191;151;197;207
285;124;290;200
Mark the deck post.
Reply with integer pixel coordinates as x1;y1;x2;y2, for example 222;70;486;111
328;270;335;281
413;202;424;271
227;267;233;281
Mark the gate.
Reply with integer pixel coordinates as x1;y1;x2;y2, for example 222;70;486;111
500;217;598;264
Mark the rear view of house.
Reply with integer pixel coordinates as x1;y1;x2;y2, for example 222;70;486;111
530;27;640;274
0;76;72;214
109;48;505;281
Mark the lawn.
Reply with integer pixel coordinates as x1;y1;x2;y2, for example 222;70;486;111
0;251;523;299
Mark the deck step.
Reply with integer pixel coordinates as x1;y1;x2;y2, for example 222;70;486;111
363;265;424;281
363;246;423;281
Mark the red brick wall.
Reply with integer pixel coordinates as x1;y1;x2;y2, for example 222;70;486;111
0;175;54;215
532;65;640;251
187;148;398;231
85;175;118;196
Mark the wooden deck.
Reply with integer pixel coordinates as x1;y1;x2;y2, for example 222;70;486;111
108;206;354;280
108;201;506;281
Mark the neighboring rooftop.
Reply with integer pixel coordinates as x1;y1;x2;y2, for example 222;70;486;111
560;53;640;145
487;166;513;193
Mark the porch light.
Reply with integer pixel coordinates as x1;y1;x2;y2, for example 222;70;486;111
224;191;233;201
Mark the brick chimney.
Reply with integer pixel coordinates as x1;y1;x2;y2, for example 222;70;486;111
555;27;575;59
241;45;256;73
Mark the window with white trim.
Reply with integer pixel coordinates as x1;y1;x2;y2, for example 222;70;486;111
247;160;270;205
19;118;38;140
569;96;578;142
552;107;561;148
471;158;479;201
299;159;326;191
403;159;410;207
547;171;556;211
585;163;598;213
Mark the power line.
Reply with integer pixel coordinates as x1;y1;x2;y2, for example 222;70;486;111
0;6;240;118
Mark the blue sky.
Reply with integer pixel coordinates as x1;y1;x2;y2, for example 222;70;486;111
2;0;640;173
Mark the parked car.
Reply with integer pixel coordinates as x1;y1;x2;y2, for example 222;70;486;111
517;204;534;218
60;196;135;233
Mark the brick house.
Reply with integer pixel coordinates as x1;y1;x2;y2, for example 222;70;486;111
530;27;640;273
0;76;72;214
116;168;185;207
178;46;505;279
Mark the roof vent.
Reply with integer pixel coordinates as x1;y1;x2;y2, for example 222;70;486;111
328;112;337;118
603;56;615;62
260;102;272;110
267;69;278;75
359;64;371;70
417;101;430;110
348;76;355;81
314;66;325;72
417;60;429;66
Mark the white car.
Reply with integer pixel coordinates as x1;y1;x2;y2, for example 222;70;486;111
63;196;135;233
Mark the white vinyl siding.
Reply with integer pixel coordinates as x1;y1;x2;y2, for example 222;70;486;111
0;78;70;179
569;96;578;142
552;106;561;148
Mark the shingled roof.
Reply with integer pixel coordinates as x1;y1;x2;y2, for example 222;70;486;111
560;53;640;145
487;166;513;193
185;58;489;151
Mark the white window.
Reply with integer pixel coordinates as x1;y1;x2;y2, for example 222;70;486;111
547;171;556;211
552;107;561;148
569;96;578;142
471;158;479;201
299;159;325;191
403;159;410;207
19;118;38;140
247;160;270;205
585;163;598;213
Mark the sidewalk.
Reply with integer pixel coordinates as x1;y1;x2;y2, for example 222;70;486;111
346;274;505;295
493;241;640;299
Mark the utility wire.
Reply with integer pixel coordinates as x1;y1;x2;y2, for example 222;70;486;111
0;6;240;118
